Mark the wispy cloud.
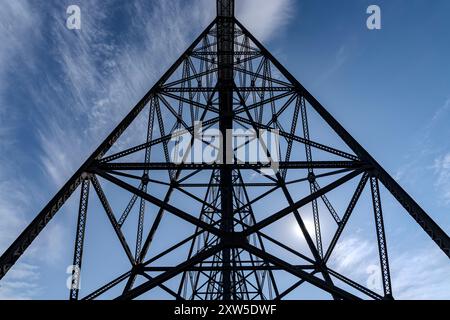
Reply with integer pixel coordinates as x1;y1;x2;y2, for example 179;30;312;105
0;0;67;299
328;236;450;299
35;0;214;186
0;0;39;149
394;97;450;194
0;0;39;260
0;170;65;299
0;180;27;253
0;0;40;90
236;0;295;41
0;263;41;300
427;98;450;135
392;246;450;300
432;153;450;205
315;45;350;84
329;237;377;273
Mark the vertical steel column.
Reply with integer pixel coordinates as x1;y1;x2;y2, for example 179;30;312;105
70;178;90;300
217;0;235;300
370;177;393;299
300;96;323;258
136;100;156;261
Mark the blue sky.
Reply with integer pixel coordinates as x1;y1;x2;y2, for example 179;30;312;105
0;0;449;299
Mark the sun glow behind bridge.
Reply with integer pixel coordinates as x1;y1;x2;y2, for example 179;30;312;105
293;218;316;241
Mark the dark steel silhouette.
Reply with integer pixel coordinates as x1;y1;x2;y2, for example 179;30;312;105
0;0;448;300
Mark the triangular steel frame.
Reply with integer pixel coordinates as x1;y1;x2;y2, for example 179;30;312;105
0;0;448;301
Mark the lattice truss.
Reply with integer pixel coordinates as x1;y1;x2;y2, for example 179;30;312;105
0;16;448;301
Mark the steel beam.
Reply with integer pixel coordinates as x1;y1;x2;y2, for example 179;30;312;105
370;177;393;299
97;161;363;171
69;178;90;300
217;0;235;300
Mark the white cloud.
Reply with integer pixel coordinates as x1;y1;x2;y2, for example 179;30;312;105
392;246;450;300
329;237;377;273
0;173;66;298
0;0;40;151
0;0;42;252
236;0;295;42
0;180;27;253
328;236;450;299
0;0;67;298
0;0;40;91
395;98;450;187
0;263;41;300
28;222;67;266
316;45;350;84
433;153;450;205
429;98;450;129
37;123;85;187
